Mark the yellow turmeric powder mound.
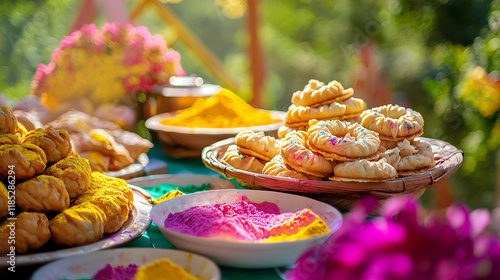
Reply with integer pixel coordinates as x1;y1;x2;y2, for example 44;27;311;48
159;89;282;128
133;258;198;280
152;189;185;205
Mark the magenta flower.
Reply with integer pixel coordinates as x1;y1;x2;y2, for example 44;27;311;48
285;195;500;280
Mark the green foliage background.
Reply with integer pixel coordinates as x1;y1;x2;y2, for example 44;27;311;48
1;0;499;209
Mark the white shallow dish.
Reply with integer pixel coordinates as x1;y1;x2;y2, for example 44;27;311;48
150;189;343;268
31;248;221;280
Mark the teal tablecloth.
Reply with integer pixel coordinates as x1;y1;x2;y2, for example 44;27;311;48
121;143;285;280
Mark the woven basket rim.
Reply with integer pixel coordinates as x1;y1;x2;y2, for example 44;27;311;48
202;137;463;195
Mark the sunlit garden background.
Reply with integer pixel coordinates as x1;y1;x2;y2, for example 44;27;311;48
1;0;499;209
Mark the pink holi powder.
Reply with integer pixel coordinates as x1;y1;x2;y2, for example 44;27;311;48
164;195;318;241
92;263;138;280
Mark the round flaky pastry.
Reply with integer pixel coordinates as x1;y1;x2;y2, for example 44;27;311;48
0;106;18;134
0;182;8;219
0;143;47;180
235;130;281;161
361;104;424;141
222;144;266;174
307;120;380;161
280;131;335;177
49;202;106;246
44;156;92;199
291;79;354;107
0;212;51;253
330;158;398;182
22;127;73;163
16;175;70;212
263;155;321;180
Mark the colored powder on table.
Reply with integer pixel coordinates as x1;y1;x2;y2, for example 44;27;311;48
92;263;138;280
164;195;330;242
152;189;185;205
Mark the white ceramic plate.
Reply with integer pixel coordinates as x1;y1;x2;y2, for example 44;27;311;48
150;189;343;268
31;248;221;280
0;186;152;268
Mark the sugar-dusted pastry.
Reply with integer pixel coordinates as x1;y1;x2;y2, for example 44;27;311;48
285;102;347;128
361;104;424;141
235;130;281;161
0;106;18;134
395;139;434;176
90;172;134;208
50;202;106;246
0;143;47;180
263;155;321;180
73;187;130;233
44;156;92;199
0;182;8;219
331;158;398;182
307;120;380;161
86;129;134;171
0;212;51;253
280;131;335;177
0;133;20;145
22;127;72;163
16;175;70;212
46;110;119;134
222;144;266;174
291;79;353;107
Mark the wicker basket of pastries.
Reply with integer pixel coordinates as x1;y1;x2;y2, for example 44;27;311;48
202;79;463;212
0;106;142;257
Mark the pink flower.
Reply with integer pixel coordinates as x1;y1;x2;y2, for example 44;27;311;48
285;196;500;280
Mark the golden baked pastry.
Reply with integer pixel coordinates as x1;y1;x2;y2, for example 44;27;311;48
16;175;70;212
395;139;434;176
222;144;266;174
90;172;134;208
22;127;72;163
285;102;347;128
235;130;281;161
291;79;353;107
86;129;134;171
73;187;130;234
78;151;110;172
343;97;367;116
49;202;106;246
280;131;335;177
0;106;18;134
331;158;398;182
263;155;321;180
307;120;380;161
0;182;8;219
109;130;153;160
0;143;47;180
44;156;92;199
0;212;51;253
0;133;20;145
360;104;424;141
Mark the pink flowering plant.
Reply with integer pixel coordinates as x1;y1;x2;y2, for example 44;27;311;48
31;23;184;108
285;195;500;280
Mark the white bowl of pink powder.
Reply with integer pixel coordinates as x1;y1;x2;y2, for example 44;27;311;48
150;189;343;268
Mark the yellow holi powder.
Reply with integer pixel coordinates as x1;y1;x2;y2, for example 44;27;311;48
264;214;330;242
159;89;282;128
132;258;198;280
152;189;185;205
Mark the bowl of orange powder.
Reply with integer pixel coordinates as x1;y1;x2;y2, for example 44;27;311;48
150;189;343;268
145;88;285;158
